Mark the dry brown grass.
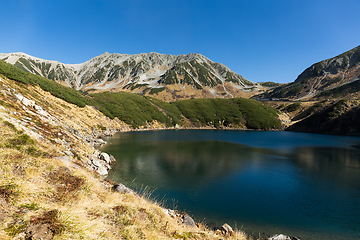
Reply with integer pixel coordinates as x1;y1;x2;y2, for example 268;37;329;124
0;75;249;239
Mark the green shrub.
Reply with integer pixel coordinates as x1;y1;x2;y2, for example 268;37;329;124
1;59;281;130
173;98;281;129
149;87;165;94
284;103;301;112
5;134;34;150
90;92;175;128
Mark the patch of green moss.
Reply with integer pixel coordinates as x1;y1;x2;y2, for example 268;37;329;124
149;87;165;94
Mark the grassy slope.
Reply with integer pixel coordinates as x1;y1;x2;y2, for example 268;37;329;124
0;73;248;239
316;80;360;99
0;59;281;130
89;92;174;128
0;59;88;108
174;98;281;129
0;59;281;239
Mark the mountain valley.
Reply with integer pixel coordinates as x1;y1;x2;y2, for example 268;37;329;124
1;44;360;239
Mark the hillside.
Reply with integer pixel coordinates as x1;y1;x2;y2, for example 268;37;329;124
285;99;360;135
0;59;281;130
262;99;360;136
259;45;360;101
0;52;266;102
252;45;360;136
0;58;285;239
0;59;253;239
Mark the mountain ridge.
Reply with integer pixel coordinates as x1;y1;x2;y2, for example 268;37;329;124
258;45;360;100
0;58;252;239
0;51;264;101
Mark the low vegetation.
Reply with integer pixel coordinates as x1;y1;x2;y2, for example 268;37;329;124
0;60;88;107
1;118;243;239
317;80;360;99
0;59;281;130
89;92;175;128
286;99;360;135
0;74;249;239
174;98;281;129
284;102;301;112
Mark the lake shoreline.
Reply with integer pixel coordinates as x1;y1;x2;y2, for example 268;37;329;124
117;125;283;133
100;127;360;239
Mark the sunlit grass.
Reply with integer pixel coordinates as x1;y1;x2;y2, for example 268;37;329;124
0;75;249;239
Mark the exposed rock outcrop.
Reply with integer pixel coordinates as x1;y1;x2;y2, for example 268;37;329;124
112;183;136;195
182;214;195;227
215;223;235;237
267;233;300;240
86;150;117;175
1;52;264;102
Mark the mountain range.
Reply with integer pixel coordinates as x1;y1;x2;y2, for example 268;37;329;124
2;45;360;135
0;52;264;101
1;44;360;239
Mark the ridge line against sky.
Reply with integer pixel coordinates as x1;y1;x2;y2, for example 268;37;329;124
1;0;360;83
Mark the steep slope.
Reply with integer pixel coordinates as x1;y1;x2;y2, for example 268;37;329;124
0;52;264;101
0;59;281;130
0;64;249;239
260;45;360;100
285;99;360;135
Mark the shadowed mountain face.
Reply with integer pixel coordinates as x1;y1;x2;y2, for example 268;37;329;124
0;52;265;101
260;45;360;101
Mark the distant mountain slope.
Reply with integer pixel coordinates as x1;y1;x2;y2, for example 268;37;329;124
286;99;360;135
260;45;360;100
0;58;280;130
0;52;264;101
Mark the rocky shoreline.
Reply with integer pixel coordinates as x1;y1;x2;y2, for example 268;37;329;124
0;75;300;239
92;129;301;240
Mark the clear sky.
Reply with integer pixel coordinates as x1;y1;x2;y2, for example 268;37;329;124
1;0;359;83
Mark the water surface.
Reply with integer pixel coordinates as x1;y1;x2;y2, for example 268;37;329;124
100;130;360;239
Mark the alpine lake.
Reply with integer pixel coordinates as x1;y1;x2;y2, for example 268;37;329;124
99;129;360;240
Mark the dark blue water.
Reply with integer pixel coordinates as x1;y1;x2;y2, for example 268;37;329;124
100;130;360;239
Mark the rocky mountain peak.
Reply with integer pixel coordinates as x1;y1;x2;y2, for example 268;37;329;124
1;51;264;101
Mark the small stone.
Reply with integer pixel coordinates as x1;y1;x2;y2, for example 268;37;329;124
91;159;102;167
113;183;135;194
103;163;111;170
96;166;108;175
100;152;111;163
267;234;300;240
216;223;234;237
34;105;43;111
183;214;195;227
109;154;116;163
93;139;106;146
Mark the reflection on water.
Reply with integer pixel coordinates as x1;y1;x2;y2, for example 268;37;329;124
100;130;360;239
107;140;270;189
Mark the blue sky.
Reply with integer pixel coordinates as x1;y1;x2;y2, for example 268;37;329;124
1;0;359;83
